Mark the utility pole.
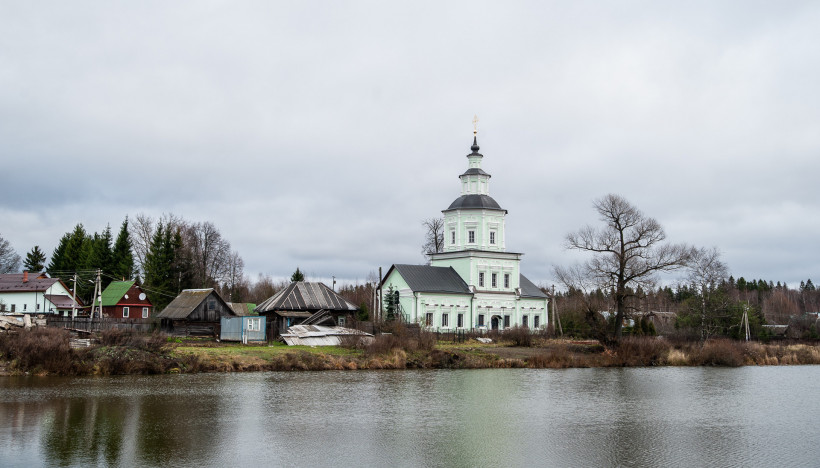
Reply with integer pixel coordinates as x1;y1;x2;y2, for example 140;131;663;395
89;269;102;322
741;304;751;341
551;284;563;337
71;273;78;319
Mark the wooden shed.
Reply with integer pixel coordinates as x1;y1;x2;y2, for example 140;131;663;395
255;282;359;339
157;289;235;336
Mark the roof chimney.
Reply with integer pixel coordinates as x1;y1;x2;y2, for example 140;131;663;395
23;271;28;283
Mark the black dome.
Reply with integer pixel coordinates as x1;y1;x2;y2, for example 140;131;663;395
445;194;506;212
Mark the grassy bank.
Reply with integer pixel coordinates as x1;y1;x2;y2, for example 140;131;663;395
1;328;820;376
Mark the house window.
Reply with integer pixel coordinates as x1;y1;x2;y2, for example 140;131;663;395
522;315;529;328
247;318;261;331
23;304;27;311
478;272;484;287
451;230;456;245
425;313;433;327
534;315;540;328
36;303;40;311
338;317;346;327
491;273;497;288
11;304;15;312
0;304;4;311
478;314;485;327
504;274;510;288
457;313;464;328
142;307;149;318
468;230;475;243
123;307;129;318
208;300;215;311
503;315;510;328
490;231;496;244
442;313;449;328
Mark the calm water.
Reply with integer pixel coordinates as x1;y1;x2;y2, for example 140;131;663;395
1;367;819;467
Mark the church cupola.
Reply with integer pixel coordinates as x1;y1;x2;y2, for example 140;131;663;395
440;130;507;253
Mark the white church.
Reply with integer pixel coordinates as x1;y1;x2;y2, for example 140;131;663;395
379;133;549;331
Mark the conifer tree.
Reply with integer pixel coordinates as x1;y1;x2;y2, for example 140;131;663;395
291;267;304;282
111;218;135;281
23;246;47;272
46;233;70;274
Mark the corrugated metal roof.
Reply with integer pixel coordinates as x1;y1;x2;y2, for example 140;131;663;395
519;274;548;298
99;281;136;306
255;282;357;313
44;294;79;308
391;264;471;294
281;324;373;346
0;273;58;293
158;289;224;319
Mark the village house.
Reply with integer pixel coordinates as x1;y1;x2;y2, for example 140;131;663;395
98;280;153;319
157;288;235;336
379;135;550;331
255;281;359;338
0;272;83;316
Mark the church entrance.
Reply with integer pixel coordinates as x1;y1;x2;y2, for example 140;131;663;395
490;315;501;330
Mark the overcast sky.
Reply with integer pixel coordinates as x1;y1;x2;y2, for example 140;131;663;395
1;1;818;288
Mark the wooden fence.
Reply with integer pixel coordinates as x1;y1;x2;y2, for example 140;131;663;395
47;317;159;334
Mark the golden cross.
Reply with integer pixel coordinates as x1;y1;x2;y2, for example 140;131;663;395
472;114;479;135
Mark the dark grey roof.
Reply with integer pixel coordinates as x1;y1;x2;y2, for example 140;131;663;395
0;273;58;293
255;282;357;313
519;275;548;298
460;167;490;177
158;289;230;319
445;194;505;212
389;265;471;294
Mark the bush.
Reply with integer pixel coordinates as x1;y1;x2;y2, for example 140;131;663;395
692;339;744;367
612;336;670;366
100;329;168;353
503;326;533;347
0;328;76;375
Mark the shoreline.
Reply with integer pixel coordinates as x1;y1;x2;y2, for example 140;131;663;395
3;329;820;376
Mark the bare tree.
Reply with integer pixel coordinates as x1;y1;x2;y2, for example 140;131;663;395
687;247;729;341
0;233;22;274
561;194;691;340
421;217;445;260
184;221;231;288
222;250;245;301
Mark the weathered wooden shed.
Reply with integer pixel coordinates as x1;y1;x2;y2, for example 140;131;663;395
255;281;359;339
157;289;235;336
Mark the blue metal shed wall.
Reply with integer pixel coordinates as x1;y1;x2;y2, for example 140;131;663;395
220;316;266;341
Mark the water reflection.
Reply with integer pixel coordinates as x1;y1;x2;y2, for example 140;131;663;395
1;367;819;467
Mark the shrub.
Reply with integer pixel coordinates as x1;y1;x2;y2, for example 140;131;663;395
693;339;744;367
612;336;671;366
503;326;533;347
100;329;168;353
0;328;75;374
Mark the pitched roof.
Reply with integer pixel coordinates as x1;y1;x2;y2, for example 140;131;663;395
158;289;230;319
255;282;357;313
519;274;548;298
226;302;257;316
99;281;136;306
45;294;80;309
0;273;59;293
389;264;471;294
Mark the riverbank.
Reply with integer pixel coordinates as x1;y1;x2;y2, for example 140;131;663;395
2;327;820;376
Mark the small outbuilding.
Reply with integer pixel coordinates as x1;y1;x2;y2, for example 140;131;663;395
255;281;359;338
220;316;266;343
157;289;235;336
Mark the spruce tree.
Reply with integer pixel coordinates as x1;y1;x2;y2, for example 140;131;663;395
111;218;135;281
46;233;70;275
291;267;304;282
24;246;47;272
